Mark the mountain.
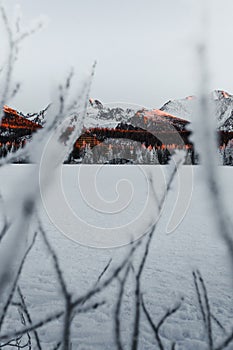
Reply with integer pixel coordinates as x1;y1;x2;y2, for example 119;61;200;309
1;106;41;143
86;98;190;131
211;91;233;130
160;90;233;131
3;90;233;156
84;99;191;149
86;98;136;128
160;96;196;121
128;108;189;132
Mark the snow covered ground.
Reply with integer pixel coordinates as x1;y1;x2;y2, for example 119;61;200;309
0;165;233;349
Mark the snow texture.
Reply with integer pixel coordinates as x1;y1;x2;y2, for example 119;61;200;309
0;164;232;350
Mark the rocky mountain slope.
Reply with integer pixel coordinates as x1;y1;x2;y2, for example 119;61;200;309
160;90;233;131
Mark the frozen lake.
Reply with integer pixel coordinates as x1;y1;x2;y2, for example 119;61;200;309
0;165;232;349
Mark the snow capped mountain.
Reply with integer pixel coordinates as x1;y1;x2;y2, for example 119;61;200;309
85;99;137;128
3;90;233;145
160;90;233;131
160;96;196;121
0;106;42;146
86;98;191;133
211;90;233;130
87;91;233;133
127;108;189;136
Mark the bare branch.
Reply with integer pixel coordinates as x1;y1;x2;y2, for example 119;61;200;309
141;295;182;350
215;331;233;350
62;294;72;350
97;258;112;283
38;221;69;299
15;21;44;44
114;264;131;350
17;286;42;350
0;232;37;331
0;240;140;343
131;157;182;350
156;302;182;332
10;82;20;99
0;5;14;118
210;314;226;335
17;306;32;350
193;270;213;350
193;271;207;325
171;342;176;350
197;270;213;350
131;224;155;350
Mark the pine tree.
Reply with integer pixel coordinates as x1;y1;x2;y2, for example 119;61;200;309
151;147;159;164
136;146;143;164
83;144;93;164
185;150;192;165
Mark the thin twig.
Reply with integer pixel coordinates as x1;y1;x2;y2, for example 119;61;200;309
131;158;182;350
210;313;226;334
196;270;213;350
140;295;164;350
193;271;207;325
141;295;182;350
0;240;140;343
63;294;72;350
215;331;233;350
156;302;182;332
131;224;155;350
0;232;37;331
38;221;69;298
115;264;131;350
17;286;42;350
97;258;112;283
17;307;31;350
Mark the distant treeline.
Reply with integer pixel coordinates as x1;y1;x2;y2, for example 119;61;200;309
1;118;233;165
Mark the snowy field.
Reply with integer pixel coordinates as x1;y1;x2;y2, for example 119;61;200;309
0;164;233;349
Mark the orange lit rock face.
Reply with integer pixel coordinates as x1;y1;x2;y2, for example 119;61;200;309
222;91;230;99
185;96;196;100
1;106;41;130
135;108;189;125
3;105;19;116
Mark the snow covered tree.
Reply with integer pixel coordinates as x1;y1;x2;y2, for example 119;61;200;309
83;144;93;164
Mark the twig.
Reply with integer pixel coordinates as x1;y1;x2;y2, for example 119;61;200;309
215;331;233;350
193;271;207;325
156;302;182;332
17;307;31;350
0;5;14;117
131;158;182;350
0;232;37;331
0;193;9;243
38;221;69;299
115;264;131;350
171;342;176;350
0;240;140;343
210;314;226;334
0;221;10;243
141;295;182;350
51;341;62;350
17;286;42;350
63;294;72;350
195;270;213;350
97;258;112;283
131;224;155;350
38;221;72;350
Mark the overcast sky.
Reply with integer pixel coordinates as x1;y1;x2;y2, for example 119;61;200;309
2;0;233;112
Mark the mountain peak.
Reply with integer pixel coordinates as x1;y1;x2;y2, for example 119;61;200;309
212;90;232;100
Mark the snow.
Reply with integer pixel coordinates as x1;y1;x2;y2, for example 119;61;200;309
0;164;233;349
160;90;233;131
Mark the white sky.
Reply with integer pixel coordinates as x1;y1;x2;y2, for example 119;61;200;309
2;0;233;113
